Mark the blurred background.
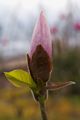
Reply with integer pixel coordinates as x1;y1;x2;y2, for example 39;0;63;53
0;0;80;120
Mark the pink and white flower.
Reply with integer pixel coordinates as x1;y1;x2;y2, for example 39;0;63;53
27;11;52;85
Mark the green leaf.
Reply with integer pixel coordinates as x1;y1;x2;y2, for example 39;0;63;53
4;69;36;89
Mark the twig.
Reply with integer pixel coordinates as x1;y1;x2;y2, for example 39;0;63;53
39;100;48;120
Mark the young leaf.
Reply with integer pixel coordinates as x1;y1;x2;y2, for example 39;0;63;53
4;69;36;89
46;81;76;91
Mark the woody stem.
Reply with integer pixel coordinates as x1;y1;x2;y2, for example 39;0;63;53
39;100;48;120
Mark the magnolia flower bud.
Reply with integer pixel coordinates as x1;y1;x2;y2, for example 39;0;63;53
27;11;52;87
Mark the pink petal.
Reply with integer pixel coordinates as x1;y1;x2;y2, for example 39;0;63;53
29;11;52;59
